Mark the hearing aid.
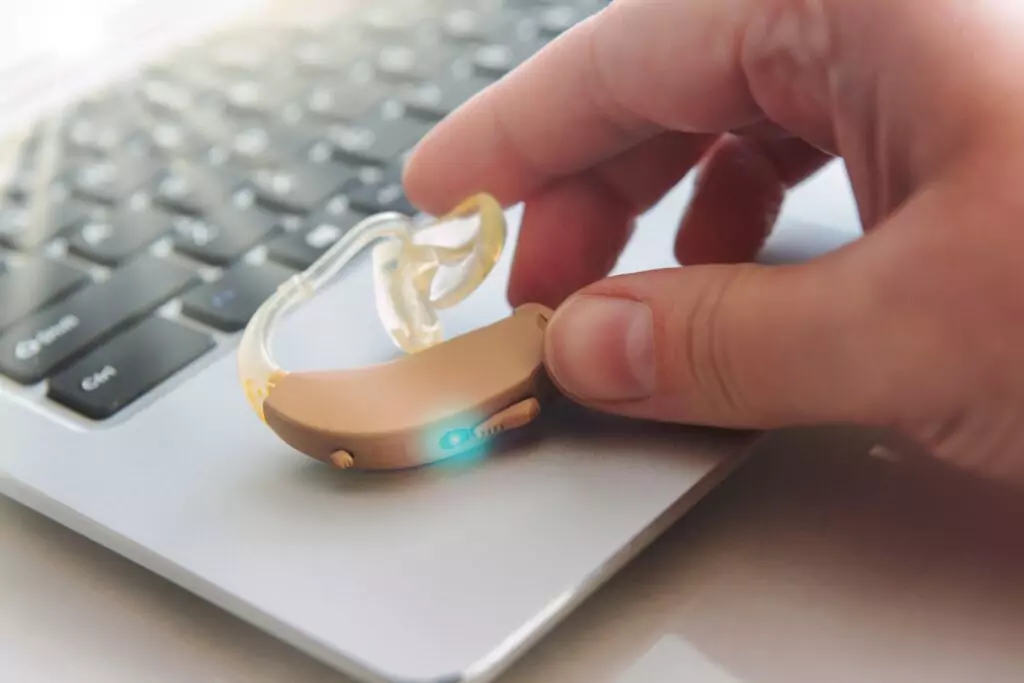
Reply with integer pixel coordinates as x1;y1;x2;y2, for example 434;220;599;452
237;193;557;471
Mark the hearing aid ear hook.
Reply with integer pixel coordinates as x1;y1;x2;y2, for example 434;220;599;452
236;193;508;423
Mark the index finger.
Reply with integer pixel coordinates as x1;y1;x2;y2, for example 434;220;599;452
402;0;764;215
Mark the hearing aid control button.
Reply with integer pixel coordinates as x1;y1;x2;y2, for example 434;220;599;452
329;450;355;469
473;398;541;439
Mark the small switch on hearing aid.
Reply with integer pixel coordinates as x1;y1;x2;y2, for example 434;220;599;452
473;398;541;439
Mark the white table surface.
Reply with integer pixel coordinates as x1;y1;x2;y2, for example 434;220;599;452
5;426;1024;683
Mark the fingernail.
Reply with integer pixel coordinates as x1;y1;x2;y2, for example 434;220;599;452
546;295;656;402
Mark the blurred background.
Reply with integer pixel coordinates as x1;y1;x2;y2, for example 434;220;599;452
0;0;272;132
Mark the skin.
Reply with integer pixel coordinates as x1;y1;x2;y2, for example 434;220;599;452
403;0;1024;486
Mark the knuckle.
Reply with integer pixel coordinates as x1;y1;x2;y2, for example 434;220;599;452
739;0;838;132
741;0;834;76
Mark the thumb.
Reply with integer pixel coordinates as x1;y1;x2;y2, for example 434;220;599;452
541;230;934;431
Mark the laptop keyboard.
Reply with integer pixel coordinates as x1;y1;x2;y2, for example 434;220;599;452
0;0;605;422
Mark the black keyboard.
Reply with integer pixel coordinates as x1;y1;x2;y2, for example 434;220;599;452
0;0;606;421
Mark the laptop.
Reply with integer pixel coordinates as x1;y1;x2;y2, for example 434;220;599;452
0;1;860;682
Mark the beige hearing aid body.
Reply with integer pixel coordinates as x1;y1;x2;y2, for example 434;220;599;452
237;194;557;471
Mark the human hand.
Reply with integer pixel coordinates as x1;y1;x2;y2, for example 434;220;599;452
403;0;1024;483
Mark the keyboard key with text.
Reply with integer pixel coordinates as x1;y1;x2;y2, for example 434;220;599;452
0;256;198;384
48;316;215;419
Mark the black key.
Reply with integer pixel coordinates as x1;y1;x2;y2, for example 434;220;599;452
374;45;424;82
146;119;203;155
61;99;146;153
217;77;306;118
219;78;273;115
0;198;92;250
535;4;584;35
374;45;455;83
0;256;198;384
358;3;430;37
440;8;506;43
302;81;391;122
253;123;326;162
161;100;232;147
324;117;432;166
66;156;161;205
181;260;295;332
152;163;244;216
211;125;276;165
66;208;174;267
60;115;125;154
0;259;90;332
173;206;280;266
48;316;215;419
399;75;491;121
473;39;546;78
246;162;357;215
210;122;323;167
347;170;417;216
291;32;370;73
266;210;367;270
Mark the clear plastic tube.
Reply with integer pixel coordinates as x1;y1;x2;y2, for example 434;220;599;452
237;193;507;421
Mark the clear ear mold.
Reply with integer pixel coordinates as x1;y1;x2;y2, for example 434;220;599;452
237;193;508;422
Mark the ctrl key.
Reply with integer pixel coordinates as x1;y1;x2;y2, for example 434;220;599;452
48;317;215;420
